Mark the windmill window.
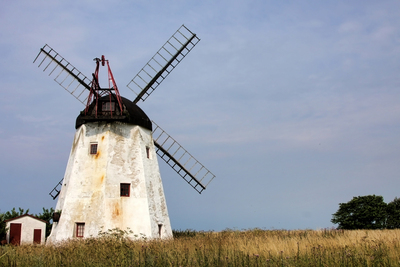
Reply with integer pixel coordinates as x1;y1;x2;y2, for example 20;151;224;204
158;224;163;238
146;146;151;159
90;143;98;155
76;223;85;238
102;102;115;112
120;183;130;197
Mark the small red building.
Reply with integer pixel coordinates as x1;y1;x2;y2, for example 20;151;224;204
5;215;46;245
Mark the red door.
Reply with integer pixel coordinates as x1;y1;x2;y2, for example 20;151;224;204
33;229;41;244
9;223;21;245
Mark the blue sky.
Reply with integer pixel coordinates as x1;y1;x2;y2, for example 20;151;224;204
1;0;400;231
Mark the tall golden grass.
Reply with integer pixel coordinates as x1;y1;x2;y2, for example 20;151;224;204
1;228;400;266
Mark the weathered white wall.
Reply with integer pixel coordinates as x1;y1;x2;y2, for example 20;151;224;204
47;122;172;244
6;216;46;245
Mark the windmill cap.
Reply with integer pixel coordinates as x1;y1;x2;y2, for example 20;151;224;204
75;95;152;130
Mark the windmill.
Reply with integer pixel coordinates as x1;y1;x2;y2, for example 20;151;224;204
33;25;215;243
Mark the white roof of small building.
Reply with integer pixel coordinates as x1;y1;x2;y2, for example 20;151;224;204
5;214;47;224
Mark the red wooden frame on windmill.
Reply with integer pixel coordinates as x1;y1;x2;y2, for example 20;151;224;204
85;55;123;118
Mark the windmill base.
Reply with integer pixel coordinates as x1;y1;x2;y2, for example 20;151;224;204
46;122;172;244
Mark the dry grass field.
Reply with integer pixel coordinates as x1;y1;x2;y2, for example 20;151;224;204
1;228;400;266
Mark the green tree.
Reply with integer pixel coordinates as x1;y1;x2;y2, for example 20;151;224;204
331;195;387;229
0;213;7;241
386;197;400;229
4;207;29;219
35;207;54;237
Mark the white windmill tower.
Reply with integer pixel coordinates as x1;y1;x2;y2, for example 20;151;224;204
33;25;215;243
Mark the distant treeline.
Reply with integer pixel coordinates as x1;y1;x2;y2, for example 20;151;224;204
331;195;400;229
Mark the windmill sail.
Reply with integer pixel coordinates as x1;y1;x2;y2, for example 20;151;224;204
49;178;63;200
34;44;91;105
128;25;200;104
152;121;215;194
